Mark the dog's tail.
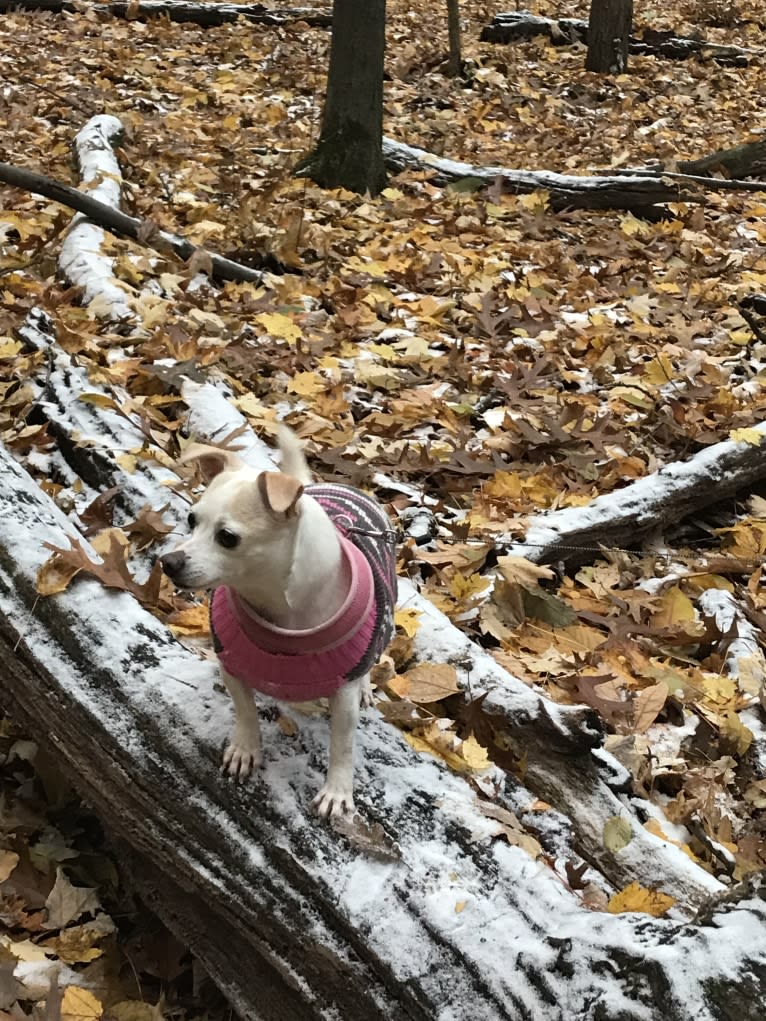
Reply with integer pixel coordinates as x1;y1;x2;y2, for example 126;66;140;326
277;424;313;485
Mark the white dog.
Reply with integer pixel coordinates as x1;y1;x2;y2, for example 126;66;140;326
161;428;397;818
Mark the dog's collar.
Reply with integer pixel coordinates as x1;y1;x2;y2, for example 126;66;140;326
224;535;375;656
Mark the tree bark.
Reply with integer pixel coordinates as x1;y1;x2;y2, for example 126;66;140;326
586;0;633;73
295;0;387;196
446;0;462;77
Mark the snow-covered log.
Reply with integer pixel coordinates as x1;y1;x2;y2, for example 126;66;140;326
382;139;766;213
513;423;766;567
0;0;332;27
3;356;766;1017
480;11;760;66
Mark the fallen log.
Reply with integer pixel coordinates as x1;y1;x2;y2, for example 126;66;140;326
480;11;762;66
0;159;265;285
0;0;332;27
512;422;766;567
382;138;766;213
3;307;766;1014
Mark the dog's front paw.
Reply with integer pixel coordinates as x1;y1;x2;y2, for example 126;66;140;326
222;729;262;779
312;781;354;819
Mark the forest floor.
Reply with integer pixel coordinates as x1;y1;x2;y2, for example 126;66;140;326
1;0;766;1016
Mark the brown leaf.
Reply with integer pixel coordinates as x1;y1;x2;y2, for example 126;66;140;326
79;486;120;537
632;684;667;733
330;815;402;863
393;663;460;703
124;504;174;550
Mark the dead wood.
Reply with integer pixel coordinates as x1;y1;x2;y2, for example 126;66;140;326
480;11;761;66
513;425;766;567
0;160;264;284
0;0;332;27
1;309;765;1018
382;138;766;213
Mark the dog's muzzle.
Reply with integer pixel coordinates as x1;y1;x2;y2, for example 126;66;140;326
160;551;186;581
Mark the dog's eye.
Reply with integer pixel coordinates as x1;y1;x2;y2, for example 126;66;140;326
216;528;240;549
187;511;197;529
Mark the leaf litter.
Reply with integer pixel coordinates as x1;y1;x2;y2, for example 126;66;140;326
0;0;765;1010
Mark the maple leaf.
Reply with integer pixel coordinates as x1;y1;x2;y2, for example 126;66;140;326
61;986;102;1021
607;881;675;917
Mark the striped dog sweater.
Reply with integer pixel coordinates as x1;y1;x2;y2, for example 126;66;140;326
210;483;397;701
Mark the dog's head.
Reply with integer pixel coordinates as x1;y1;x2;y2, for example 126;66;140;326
161;443;304;593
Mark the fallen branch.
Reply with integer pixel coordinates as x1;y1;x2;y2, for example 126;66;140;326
0;159;264;285
480;11;762;66
0;0;332;27
512;423;766;566
58;115;134;323
382;139;766;213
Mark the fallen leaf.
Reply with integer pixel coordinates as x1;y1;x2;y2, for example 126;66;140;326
43;868;100;930
607;881;675;917
632;684;667;733
61;986;102;1021
603;816;632;852
394;663;460;703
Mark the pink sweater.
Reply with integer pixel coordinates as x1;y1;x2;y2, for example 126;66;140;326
210;535;379;700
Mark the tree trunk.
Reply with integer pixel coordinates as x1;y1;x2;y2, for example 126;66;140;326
446;0;461;77
586;0;633;74
295;0;386;196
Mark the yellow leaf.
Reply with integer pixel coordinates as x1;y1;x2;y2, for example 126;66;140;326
702;674;737;709
719;710;753;756
620;212;644;237
454;900;466;914
484;472;522;501
398;663;460;703
78;392;119;410
37;552;81;596
167;603;210;637
651;586;695;627
643;354;675;386
116;453;137;474
61;987;102;1021
729;427;764;447
607;881;675;917
287;372;327;398
395;607;422;637
256;312;302;344
447;572;491;602
460;734;491;771
0;339;21;357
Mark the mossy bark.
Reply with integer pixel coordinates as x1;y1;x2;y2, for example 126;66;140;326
296;0;387;196
586;0;633;73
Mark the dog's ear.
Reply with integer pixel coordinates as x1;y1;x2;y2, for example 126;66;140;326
257;471;303;517
178;443;245;482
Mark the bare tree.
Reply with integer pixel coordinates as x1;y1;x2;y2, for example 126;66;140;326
586;0;633;73
446;0;462;77
296;0;387;196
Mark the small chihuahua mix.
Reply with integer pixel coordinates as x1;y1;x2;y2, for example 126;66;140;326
161;427;397;818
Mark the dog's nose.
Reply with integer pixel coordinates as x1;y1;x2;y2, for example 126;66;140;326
160;551;186;580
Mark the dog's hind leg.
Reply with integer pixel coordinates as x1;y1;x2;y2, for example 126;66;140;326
312;676;364;818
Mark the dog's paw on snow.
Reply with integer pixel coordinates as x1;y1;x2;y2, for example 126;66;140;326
222;730;262;779
312;782;354;819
